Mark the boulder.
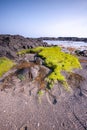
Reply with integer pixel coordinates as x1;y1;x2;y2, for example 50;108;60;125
30;65;40;79
75;50;87;57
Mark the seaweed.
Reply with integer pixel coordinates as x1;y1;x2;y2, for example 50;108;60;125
18;46;81;90
0;57;14;77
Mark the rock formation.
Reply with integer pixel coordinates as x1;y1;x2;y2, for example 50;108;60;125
0;35;48;59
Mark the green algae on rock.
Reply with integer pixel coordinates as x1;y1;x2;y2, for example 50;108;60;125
0;57;14;77
18;46;81;90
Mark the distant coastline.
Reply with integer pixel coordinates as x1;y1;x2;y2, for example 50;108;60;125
0;34;87;42
38;36;87;42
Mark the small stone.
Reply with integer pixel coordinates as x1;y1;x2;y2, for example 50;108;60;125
20;125;28;130
25;102;28;105
37;123;40;127
53;125;55;128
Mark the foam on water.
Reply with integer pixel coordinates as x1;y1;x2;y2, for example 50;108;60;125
43;40;87;50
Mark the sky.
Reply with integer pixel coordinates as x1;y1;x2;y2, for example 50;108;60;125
0;0;87;38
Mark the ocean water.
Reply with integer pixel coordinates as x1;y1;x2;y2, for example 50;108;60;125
43;40;87;50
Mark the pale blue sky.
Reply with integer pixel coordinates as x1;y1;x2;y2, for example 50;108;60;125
0;0;87;37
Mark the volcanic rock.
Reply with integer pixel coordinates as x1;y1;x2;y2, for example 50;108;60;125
0;35;48;59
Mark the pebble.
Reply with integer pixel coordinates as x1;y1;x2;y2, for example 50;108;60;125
37;122;40;127
53;125;55;128
25;102;28;105
3;110;6;113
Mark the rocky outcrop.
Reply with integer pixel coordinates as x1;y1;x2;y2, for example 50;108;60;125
0;35;48;59
75;50;87;57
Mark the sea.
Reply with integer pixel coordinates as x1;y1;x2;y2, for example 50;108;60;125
43;40;87;50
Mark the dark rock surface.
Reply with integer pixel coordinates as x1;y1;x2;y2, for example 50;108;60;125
0;34;48;59
75;50;87;57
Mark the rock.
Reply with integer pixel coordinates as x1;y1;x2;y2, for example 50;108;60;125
19;124;28;130
83;50;87;56
21;54;36;62
34;56;44;65
75;50;81;56
0;35;49;59
6;50;17;59
75;50;87;57
30;65;40;79
16;68;29;76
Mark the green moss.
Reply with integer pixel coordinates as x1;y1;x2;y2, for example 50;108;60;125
17;46;44;55
18;46;81;90
17;49;31;55
38;90;44;96
0;57;14;77
17;74;25;81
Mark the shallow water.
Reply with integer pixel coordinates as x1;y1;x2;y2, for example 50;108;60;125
43;40;87;50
